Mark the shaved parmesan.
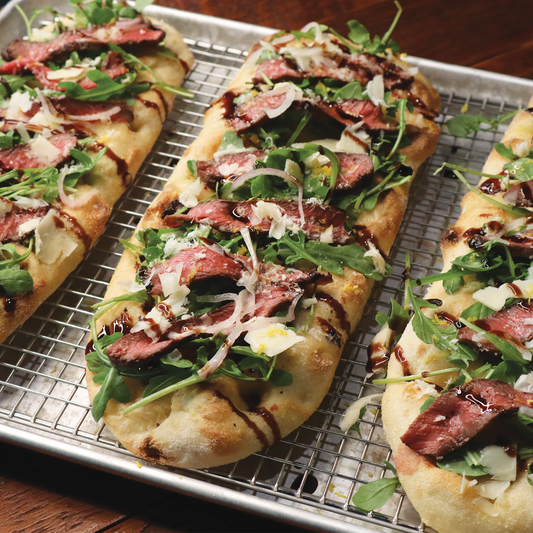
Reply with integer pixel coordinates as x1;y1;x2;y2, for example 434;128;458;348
0;199;13;219
472;497;499;517
178;178;203;208
244;323;305;357
118;279;146;294
279;45;329;71
46;66;88;81
319;226;334;243
365;75;387;107
251;200;289;239
6;91;33;120
479;445;517;482
411;379;439;399
163;285;190;316
460;473;477;493
35;209;78;264
13;196;48;210
474;480;510;500
515;372;533;393
364;242;387;275
15;123;31;143
17;217;41;237
472;277;533;311
30;135;62;165
159;268;184;298
515;140;530;158
339;393;383;432
335;130;367;154
284;159;303;181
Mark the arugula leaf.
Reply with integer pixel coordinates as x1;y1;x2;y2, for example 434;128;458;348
218;131;245;152
87;349;131;421
446;109;522;138
459;318;530;365
437;445;488;477
264;231;390;280
135;0;154;11
187;160;197;177
60;70;138;101
352;461;401;512
350;405;367;436
375;298;410;340
345;1;402;56
109;43;193;98
0;241;34;296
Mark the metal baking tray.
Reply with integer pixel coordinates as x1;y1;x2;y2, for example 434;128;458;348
1;1;533;532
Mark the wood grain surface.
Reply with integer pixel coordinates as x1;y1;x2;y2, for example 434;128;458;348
1;0;533;531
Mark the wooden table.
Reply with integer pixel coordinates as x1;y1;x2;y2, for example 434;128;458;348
1;0;533;531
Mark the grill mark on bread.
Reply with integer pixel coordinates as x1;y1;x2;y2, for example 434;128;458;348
215;390;269;448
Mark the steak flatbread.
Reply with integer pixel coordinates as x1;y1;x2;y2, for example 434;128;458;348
86;14;440;469
0;0;193;343
381;102;533;532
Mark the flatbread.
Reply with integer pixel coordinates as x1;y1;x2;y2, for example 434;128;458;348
0;13;193;343
382;102;533;532
87;25;440;469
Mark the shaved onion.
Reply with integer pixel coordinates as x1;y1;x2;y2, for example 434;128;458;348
198;321;244;379
271;33;294;46
265;84;295;118
229;167;305;223
57;168;98;208
240;227;259;286
65;106;122;123
115;16;143;29
340;393;383;432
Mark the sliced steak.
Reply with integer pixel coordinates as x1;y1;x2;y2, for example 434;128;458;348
0;97;134;128
222;85;393;132
457;301;533;358
503;181;533;207
252;57;303;83
196;150;266;190
49;96;134;123
143;245;250;296
107;278;310;367
196;150;373;193
165;199;352;244
0;132;77;171
1;19;164;75
251;51;413;90
401;379;533;459
467;230;533;259
315;99;395;131
106;303;236;367
28;52;130;92
228;90;292;131
0;203;49;243
343;52;414;90
336;152;374;190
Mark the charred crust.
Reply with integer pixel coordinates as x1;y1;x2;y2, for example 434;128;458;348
315;317;342;347
140;437;164;461
441;228;459;246
162;199;182;218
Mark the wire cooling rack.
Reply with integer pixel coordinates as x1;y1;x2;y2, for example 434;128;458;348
1;9;533;533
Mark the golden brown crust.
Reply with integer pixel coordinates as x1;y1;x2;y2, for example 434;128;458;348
87;30;440;469
0;20;193;344
382;104;533;532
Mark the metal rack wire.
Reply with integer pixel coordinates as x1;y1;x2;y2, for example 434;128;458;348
0;29;529;533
